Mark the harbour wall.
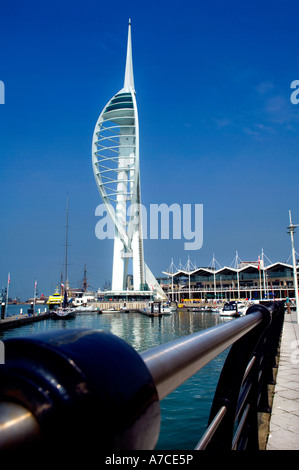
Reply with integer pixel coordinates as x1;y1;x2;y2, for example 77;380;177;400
0;311;52;330
94;301;149;311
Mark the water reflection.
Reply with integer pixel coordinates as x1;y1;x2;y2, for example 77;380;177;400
0;308;232;449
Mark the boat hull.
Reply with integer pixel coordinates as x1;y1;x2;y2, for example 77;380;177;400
73;305;98;314
52;308;76;319
220;302;248;317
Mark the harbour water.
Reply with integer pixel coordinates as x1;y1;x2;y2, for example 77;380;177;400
1;305;231;450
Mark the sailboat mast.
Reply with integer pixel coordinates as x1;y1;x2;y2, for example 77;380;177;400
83;264;88;292
64;193;69;288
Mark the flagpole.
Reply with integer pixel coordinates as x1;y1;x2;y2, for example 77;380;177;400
287;211;299;324
5;273;10;316
258;256;262;300
262;248;267;298
33;279;37;314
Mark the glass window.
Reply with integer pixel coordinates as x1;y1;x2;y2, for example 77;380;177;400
104;102;134;113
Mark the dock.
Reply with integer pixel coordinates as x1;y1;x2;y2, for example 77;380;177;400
140;310;164;317
95;301;148;312
266;308;299;450
95;301;172;317
0;311;52;331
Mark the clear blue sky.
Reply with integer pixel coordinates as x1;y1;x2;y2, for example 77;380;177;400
0;0;298;300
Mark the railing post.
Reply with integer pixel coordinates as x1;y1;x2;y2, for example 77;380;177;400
204;304;272;450
261;302;285;408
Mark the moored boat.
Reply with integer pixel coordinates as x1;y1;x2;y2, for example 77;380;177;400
47;289;63;310
145;301;176;315
73;305;98;313
220;301;248;317
211;307;221;313
101;307;120;314
52;307;76;318
52;290;76;319
161;304;176;314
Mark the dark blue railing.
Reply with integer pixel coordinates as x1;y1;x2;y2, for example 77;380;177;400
0;301;284;450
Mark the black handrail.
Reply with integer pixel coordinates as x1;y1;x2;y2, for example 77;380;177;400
0;301;284;450
196;301;284;450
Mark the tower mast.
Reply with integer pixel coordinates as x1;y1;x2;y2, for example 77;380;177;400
92;21;166;300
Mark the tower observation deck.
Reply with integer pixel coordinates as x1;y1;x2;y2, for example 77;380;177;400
92;21;166;300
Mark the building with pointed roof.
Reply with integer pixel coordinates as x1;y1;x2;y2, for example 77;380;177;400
161;261;298;302
92;21;166;300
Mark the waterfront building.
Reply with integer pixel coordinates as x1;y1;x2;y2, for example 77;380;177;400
161;261;299;302
92;21;166;301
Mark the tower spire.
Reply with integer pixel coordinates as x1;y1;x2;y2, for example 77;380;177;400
124;19;135;92
92;21;167;300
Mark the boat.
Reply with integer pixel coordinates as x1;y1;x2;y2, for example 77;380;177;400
220;301;248;317
161;303;176;314
52;290;76;319
211;307;221;313
204;306;213;312
145;301;176;315
47;288;63;309
52;307;76;318
71;265;97;307
101;307;120;314
0;287;7;319
73;305;98;313
72;293;96;307
185;306;203;312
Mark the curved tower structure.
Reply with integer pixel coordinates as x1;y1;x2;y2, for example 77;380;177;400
92;21;166;299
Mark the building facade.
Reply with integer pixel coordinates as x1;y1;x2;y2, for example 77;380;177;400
160;262;298;302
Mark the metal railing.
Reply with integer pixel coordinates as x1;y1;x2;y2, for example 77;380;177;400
0;301;284;450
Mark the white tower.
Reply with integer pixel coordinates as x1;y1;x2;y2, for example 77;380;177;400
92;21;166;299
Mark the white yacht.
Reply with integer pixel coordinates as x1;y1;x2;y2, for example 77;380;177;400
220;301;248;317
